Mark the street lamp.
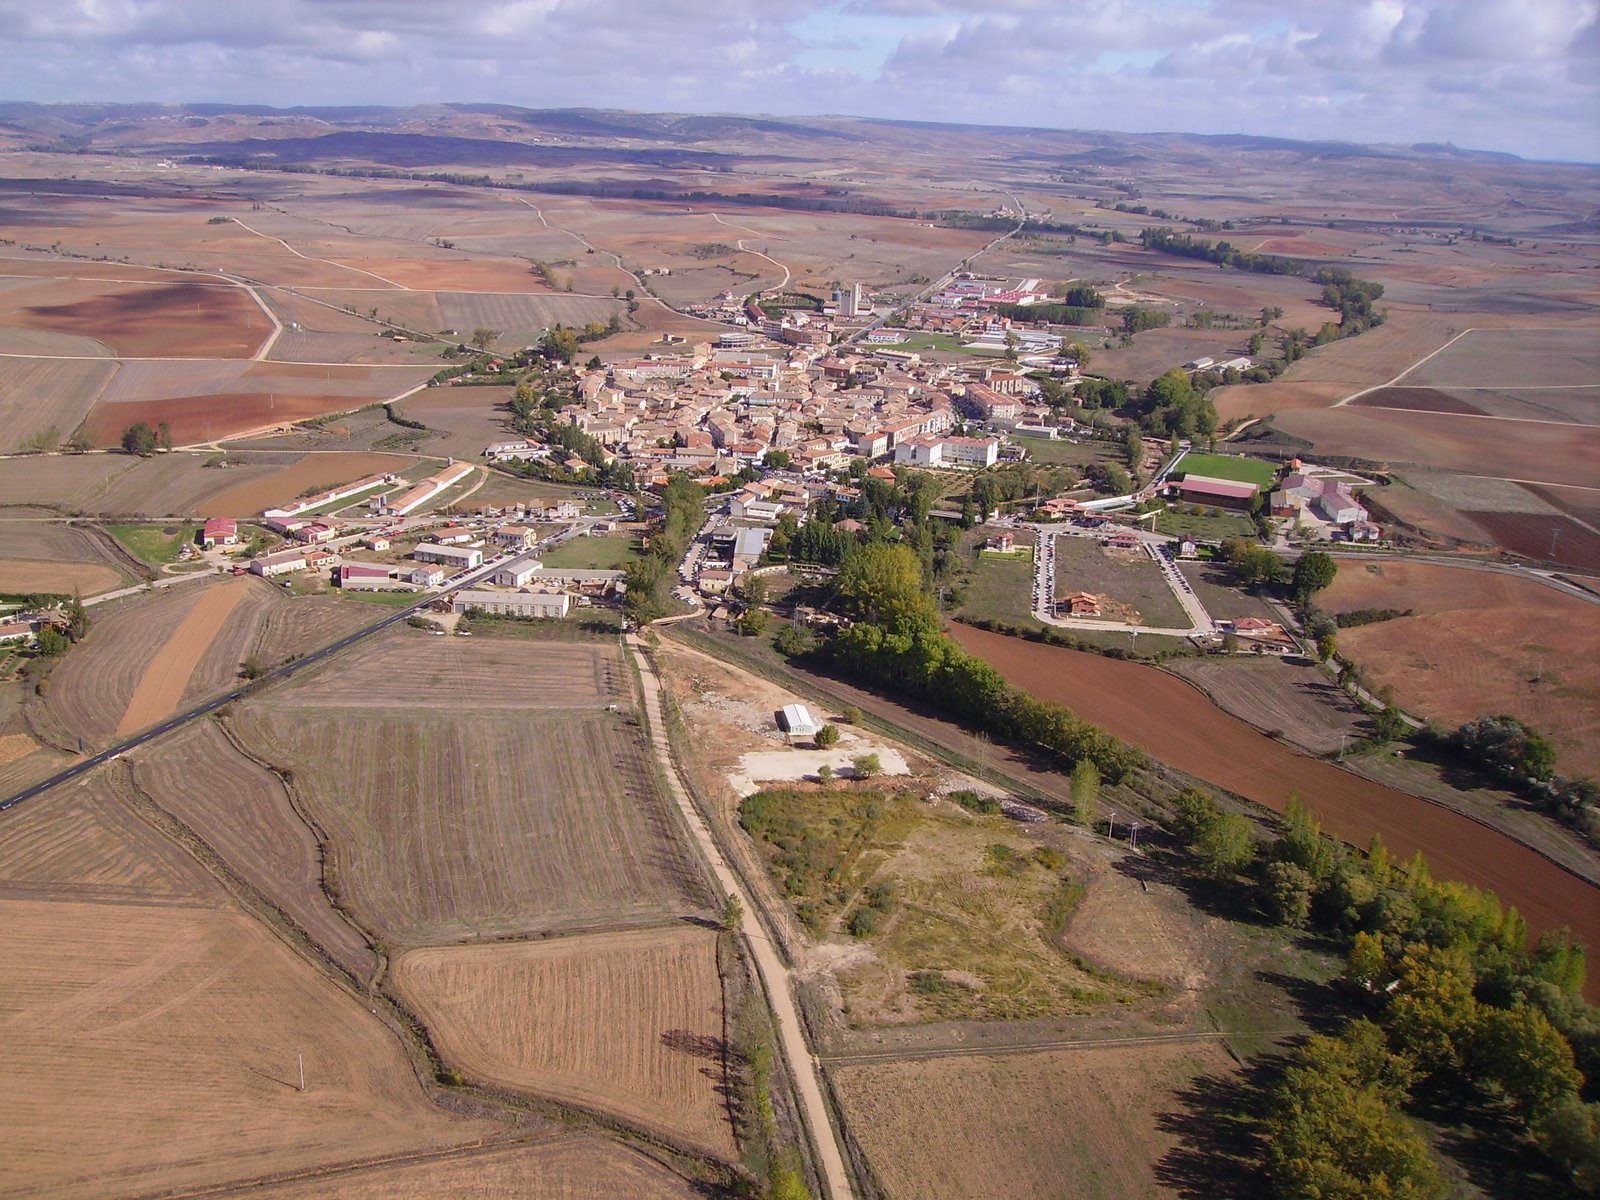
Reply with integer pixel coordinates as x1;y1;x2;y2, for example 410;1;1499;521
1107;811;1116;840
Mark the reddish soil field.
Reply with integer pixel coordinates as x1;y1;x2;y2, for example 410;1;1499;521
949;622;1600;988
1348;386;1486;415
329;258;550;291
1463;510;1600;571
201;451;416;516
0;278;270;358
1323;560;1600;774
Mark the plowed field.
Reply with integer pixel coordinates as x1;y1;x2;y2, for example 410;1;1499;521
395;929;734;1157
116;577;252;736
135;719;376;979
249;1136;704;1199
0;356;117;453
1323;560;1600;774
0;277;270;358
949;623;1600;986
232;705;700;945
0;559;123;595
834;1041;1237;1200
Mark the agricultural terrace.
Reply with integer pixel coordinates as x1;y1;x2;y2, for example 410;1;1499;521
834;1042;1238;1200
234;634;704;945
1323;559;1600;776
948;622;1600;983
136;719;376;979
247;1136;708;1200
740;786;1155;1026
394;928;735;1158
1171;452;1278;489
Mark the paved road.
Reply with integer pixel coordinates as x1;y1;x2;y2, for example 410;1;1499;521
626;636;855;1200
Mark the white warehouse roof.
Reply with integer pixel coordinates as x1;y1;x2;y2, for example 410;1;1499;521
777;704;820;735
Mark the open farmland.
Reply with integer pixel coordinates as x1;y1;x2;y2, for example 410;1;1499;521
391;386;515;451
40;582;212;750
0;275;271;358
1166;655;1368;756
394;928;734;1157
234;706;700;945
834;1042;1238;1200
200;450;418;516
0;515;133;594
1322;560;1600;776
248;1136;707;1200
0;452;287;516
948;621;1600;990
436;291;622;336
135;718;376;979
0;356;117;452
0;894;501;1200
115;576;252;736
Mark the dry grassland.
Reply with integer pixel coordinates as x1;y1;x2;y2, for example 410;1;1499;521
0;356;117;452
271;631;628;710
249;592;381;669
1167;656;1368;757
201;451;417;516
0;731;36;765
249;1136;706;1200
116;577;251;736
43;583;209;749
233;705;699;945
136;718;376;979
395;929;734;1158
834;1042;1237;1200
1323;560;1600;775
0;769;221;904
0;896;498;1200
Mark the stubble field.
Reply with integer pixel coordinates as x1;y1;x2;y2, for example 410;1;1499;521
200;450;418;515
115;576;252;735
394;928;735;1158
0;356;118;452
834;1042;1238;1200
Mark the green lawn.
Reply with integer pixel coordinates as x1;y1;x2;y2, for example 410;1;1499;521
538;533;640;570
1173;452;1279;489
338;588;419;607
1011;435;1123;468
1148;505;1259;543
107;523;198;567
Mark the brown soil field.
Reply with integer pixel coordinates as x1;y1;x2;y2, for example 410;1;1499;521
271;630;628;710
249;592;382;669
0;558;123;595
0;452;284;516
115;577;252;736
1348;385;1486;415
949;622;1600;985
201;451;418;516
134;718;376;979
1211;380;1347;423
0;356;118;452
0;896;499;1200
1086;327;1249;385
0;767;221;903
0;732;35;765
250;1136;705;1200
1365;478;1499;549
1463;510;1600;571
43;583;209;749
331;257;551;291
1323;560;1600;774
395;929;734;1158
0;277;270;358
1530;483;1600;526
1402;328;1600;389
0;454;141;509
1167;656;1368;757
296;287;445;332
234;704;700;945
1273;405;1600;488
834;1042;1237;1200
436;291;622;334
391;386;513;451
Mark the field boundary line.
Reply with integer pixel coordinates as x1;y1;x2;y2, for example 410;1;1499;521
1333;325;1479;407
1345;404;1599;429
822;1028;1299;1067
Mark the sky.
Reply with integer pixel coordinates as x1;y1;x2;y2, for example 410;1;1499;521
1;0;1597;162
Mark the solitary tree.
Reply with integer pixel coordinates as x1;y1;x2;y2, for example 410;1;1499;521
852;753;881;779
814;724;840;749
469;327;501;351
121;422;158;456
719;893;743;932
1292;551;1338;604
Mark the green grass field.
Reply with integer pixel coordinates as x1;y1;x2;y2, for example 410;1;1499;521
1173;452;1279;488
107;523;198;567
1149;505;1259;543
538;533;640;570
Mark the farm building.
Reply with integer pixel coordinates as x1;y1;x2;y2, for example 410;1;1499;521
524;568;623;594
410;565;446;587
452;589;571;618
492;525;535;550
201;517;237;548
1060;591;1102;617
292;522;338;543
413;544;484;570
360;534;391;552
250;548;334;577
777;704;820;736
431;526;477;545
1170;475;1260;510
338;564;408;591
493;562;542;587
0;619;36;643
263;472;395;519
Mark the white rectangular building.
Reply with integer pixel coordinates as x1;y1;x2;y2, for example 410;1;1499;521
452;589;571;619
413;543;484;569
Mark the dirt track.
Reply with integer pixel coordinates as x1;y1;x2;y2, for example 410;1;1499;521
950;623;1600;990
116;578;250;737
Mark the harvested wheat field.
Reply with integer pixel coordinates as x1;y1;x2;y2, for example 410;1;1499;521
271;631;628;710
43;584;211;749
950;622;1600;988
1323;560;1600;776
201;451;417;516
834;1042;1236;1200
1167;656;1368;757
232;705;701;945
116;577;252;736
395;928;734;1157
136;718;376;979
0;558;123;596
0;896;499;1200
250;1136;705;1200
0;356;117;452
0;767;220;904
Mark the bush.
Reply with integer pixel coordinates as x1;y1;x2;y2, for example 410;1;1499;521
814;724;840;748
950;789;1001;815
852;752;881;779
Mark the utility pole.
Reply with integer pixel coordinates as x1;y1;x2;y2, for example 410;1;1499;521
1107;811;1116;841
297;1051;305;1092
